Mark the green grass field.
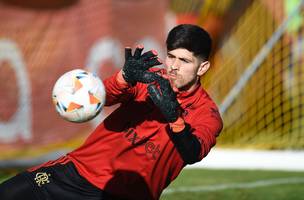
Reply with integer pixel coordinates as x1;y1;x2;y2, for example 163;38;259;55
0;169;17;184
161;169;304;200
1;168;304;199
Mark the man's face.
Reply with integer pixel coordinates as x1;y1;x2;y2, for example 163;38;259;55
165;48;209;91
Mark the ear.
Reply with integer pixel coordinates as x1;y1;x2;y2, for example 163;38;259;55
197;61;210;76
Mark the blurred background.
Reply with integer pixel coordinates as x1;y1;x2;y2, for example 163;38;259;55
0;0;304;199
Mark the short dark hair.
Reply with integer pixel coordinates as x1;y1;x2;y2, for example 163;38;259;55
166;24;212;60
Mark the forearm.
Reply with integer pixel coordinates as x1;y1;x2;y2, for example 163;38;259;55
169;119;202;164
104;70;134;106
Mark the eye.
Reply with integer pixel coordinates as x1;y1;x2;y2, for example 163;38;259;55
180;58;190;63
167;54;174;58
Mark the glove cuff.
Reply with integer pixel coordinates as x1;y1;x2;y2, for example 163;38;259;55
117;70;131;88
169;116;185;133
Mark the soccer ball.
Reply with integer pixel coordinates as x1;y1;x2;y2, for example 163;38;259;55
52;69;106;123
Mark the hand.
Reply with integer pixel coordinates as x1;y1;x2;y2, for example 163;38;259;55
147;77;180;122
122;46;162;85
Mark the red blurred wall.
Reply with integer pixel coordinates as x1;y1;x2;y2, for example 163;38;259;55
0;0;171;159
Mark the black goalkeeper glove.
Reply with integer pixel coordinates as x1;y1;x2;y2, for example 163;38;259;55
122;46;162;85
147;77;180;123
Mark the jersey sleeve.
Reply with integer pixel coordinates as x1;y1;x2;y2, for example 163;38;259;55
103;70;138;106
191;103;223;160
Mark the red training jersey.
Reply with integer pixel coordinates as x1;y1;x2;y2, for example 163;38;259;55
31;69;223;200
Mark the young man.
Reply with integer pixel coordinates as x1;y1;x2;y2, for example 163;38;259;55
0;24;223;200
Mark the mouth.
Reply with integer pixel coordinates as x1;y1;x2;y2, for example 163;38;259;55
168;73;177;79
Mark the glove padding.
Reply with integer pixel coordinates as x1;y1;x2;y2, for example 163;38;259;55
148;77;180;123
122;46;162;85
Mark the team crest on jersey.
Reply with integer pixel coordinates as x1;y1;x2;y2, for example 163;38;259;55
34;172;51;187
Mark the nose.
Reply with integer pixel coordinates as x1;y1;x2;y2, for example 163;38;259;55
171;65;178;70
171;59;180;70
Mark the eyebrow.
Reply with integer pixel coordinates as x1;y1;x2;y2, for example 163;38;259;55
167;52;193;62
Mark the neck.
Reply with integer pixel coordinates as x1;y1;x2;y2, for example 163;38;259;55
178;77;200;93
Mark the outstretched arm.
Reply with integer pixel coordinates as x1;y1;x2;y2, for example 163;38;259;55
148;77;223;164
104;46;162;106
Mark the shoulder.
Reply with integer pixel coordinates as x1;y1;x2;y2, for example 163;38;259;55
192;87;223;128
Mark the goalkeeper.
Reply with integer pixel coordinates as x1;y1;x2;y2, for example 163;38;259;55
0;24;223;200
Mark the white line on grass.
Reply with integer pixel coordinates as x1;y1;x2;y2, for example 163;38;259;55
162;177;304;195
187;149;304;171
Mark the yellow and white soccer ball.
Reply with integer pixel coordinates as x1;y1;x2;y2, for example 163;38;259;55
52;69;106;123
